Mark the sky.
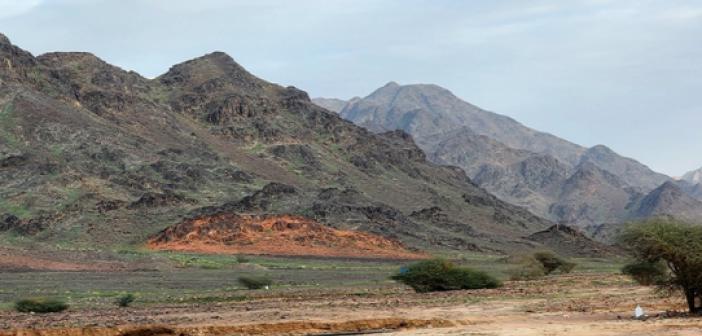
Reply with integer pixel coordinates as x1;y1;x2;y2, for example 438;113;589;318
0;0;700;177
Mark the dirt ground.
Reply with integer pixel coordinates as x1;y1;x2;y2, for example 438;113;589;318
2;273;701;335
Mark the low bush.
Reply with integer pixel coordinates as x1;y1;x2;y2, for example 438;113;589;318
391;258;501;293
533;251;576;274
15;298;68;313
116;293;136;307
508;256;546;280
238;275;273;289
622;260;668;286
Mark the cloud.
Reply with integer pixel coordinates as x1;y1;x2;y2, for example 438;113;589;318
0;0;42;19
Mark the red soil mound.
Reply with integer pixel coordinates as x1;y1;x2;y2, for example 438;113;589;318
147;214;425;259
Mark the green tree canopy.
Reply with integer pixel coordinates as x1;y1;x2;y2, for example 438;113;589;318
618;218;702;313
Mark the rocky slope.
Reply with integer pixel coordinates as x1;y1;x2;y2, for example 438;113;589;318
680;168;702;201
677;180;702;201
527;225;621;258
311;97;348;113
682;167;702;184
0;33;567;257
148;213;425;259
337;82;585;166
318;83;692;229
633;182;702;221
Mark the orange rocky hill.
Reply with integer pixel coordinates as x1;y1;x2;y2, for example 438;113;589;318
148;214;426;259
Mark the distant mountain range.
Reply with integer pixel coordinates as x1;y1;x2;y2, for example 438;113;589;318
314;83;702;231
0;33;583;257
682;167;702;184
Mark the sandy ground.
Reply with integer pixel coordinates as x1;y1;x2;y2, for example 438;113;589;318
2;273;702;335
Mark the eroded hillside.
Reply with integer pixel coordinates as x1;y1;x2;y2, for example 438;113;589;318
0;33;561;257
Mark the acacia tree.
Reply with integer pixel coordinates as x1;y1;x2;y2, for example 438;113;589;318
618;218;702;313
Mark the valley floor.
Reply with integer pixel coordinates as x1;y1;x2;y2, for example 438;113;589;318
0;255;701;335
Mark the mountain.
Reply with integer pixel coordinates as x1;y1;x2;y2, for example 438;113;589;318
579;145;669;192
677;167;702;201
311;97;348;113
677;180;702;201
634;181;702;221
339;82;585;166
549;162;643;226
0;33;564;258
324;82;687;228
682;167;702;184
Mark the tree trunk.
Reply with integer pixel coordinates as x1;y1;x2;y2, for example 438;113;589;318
685;289;698;314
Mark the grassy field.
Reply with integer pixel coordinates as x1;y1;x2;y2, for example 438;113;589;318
0;251;626;311
6;252;699;336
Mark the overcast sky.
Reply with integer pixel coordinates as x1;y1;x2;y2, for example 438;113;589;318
1;0;701;176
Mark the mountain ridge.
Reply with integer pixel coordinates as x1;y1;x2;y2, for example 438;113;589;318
318;82;699;230
0;33;575;259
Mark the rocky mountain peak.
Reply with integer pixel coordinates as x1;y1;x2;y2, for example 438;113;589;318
383;81;400;88
0;33;10;46
158;51;265;93
584;144;615;157
632;180;702;223
37;52;108;68
34;51;150;101
366;82;453;102
195;51;240;68
580;144;669;191
682;167;702;184
0;33;38;79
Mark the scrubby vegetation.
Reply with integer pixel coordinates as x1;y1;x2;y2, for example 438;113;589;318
621;260;668;286
391;258;501;293
14;298;68;313
116;293;136;307
533;251;576;274
508;256;547;280
619;218;702;313
507;251;576;280
238;275;273;290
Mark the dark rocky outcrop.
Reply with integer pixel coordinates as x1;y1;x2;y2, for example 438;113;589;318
527;225;621;258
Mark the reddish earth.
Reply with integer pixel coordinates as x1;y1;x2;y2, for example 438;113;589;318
0;248;129;272
147;213;426;259
0;318;454;336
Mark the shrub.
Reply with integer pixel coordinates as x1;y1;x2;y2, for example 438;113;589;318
116;293;136;307
15;298;68;313
533;251;576;274
238;275;273;289
236;255;251;263
622;260;668;286
508;256;546;281
618;218;702;313
391;259;501;293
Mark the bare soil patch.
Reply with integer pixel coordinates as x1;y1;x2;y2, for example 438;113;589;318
2;273;702;335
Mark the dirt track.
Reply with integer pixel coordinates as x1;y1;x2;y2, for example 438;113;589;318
2;273;702;335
